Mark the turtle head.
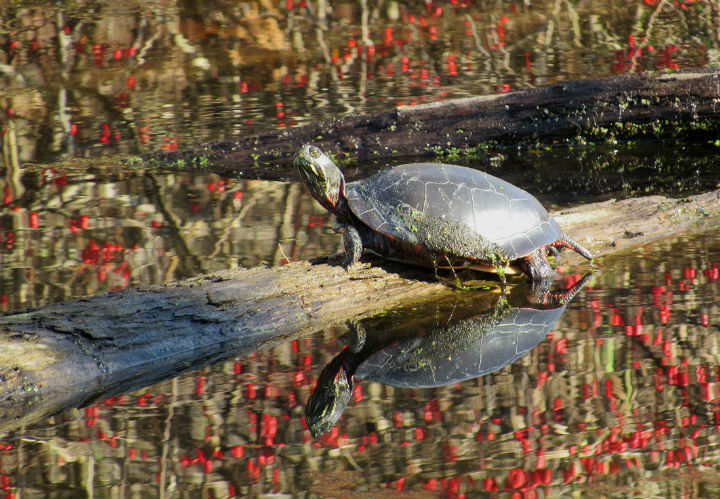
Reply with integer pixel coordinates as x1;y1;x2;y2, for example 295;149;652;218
305;351;354;438
294;144;345;212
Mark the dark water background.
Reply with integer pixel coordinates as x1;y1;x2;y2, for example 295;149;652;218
1;1;720;498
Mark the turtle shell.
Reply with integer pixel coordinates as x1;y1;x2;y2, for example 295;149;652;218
345;163;561;260
354;306;565;388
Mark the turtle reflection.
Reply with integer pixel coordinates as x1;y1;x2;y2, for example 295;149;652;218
305;274;591;438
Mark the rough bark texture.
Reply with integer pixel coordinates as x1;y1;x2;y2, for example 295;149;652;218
143;70;720;170
0;186;718;430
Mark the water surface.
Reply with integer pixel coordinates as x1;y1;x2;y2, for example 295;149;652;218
0;231;717;498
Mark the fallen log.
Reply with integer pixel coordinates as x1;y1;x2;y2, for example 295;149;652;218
140;70;720;170
0;186;718;431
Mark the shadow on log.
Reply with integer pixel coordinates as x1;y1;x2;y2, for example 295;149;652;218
141;70;720;170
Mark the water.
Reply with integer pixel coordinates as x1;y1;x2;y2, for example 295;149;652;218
1;1;720;497
0;231;718;498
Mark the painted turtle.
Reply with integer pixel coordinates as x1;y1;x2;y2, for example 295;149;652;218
294;144;592;282
304;273;591;437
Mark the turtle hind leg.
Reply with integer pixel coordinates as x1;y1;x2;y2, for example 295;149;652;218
342;225;363;270
556;234;593;261
523;248;556;283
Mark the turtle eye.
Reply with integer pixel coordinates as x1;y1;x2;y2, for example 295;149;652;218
309;147;321;158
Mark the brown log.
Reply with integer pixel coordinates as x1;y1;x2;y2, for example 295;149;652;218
0;186;718;430
142;70;720;170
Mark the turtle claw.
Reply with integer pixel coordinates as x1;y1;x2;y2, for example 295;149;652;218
342;254;368;272
343;260;360;272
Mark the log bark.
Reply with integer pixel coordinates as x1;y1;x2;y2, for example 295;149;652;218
0;187;718;430
142;70;720;171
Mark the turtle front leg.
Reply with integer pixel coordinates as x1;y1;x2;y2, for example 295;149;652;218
342;225;363;270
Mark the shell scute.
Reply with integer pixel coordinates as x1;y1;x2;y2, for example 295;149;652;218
346;163;561;260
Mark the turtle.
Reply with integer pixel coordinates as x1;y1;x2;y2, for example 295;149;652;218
304;272;592;437
294;144;592;283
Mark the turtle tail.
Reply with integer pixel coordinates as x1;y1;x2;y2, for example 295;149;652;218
557;234;593;261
